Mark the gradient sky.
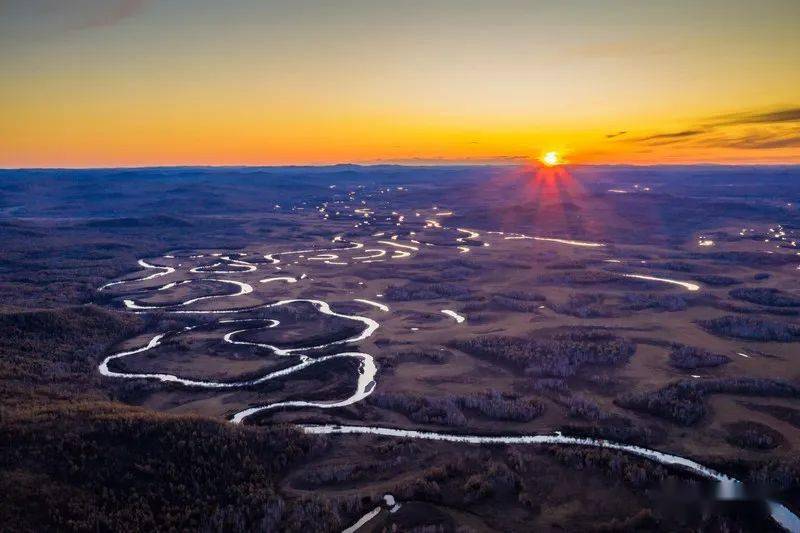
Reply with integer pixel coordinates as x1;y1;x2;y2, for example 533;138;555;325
1;0;799;167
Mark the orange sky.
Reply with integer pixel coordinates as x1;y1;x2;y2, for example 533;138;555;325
1;1;799;167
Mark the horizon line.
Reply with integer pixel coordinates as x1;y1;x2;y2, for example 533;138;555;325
3;161;800;172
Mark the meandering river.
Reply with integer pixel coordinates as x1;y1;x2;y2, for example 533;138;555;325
95;212;799;532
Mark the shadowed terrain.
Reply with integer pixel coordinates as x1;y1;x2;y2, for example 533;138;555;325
2;164;800;531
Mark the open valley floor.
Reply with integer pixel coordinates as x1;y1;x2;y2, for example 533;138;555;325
3;165;800;531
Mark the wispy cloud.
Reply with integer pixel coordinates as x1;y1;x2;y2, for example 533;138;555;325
696;129;800;150
617;105;800;151
635;129;705;143
4;0;153;31
605;131;627;139
75;0;152;29
710;107;800;126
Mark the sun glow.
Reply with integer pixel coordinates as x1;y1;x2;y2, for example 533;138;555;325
542;151;560;167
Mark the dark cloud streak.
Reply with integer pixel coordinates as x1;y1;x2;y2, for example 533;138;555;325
697;130;800;150
711;107;800;126
618;105;800;151
634;129;706;143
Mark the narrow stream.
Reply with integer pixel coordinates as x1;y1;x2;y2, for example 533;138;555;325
302;425;800;533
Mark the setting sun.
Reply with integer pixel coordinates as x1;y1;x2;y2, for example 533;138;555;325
542;152;560;167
